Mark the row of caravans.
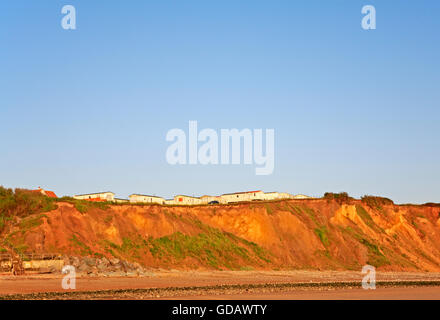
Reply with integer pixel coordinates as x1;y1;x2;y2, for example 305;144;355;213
73;190;312;205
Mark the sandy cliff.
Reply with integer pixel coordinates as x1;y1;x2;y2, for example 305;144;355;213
2;199;440;271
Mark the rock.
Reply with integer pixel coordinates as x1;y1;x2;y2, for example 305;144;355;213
106;265;116;272
132;262;142;270
100;257;110;265
120;261;130;272
60;256;151;276
83;257;96;267
77;262;89;272
71;256;81;268
62;255;71;265
86;266;99;276
97;262;108;271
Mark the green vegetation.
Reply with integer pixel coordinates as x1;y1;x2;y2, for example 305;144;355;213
410;219;426;238
287;203;331;247
0;186;57;233
0;186;112;236
287;203;319;225
361;195;394;211
56;197;110;213
359;238;390;267
147;230;265;268
0;214;13;231
19;214;48;232
302;207;320;225
236;236;272;263
341;226;390;267
355;205;385;234
314;226;329;246
14;244;29;255
264;204;273;215
323;192;353;204
0;186;57;221
69;234;92;256
355;205;376;229
102;219;271;269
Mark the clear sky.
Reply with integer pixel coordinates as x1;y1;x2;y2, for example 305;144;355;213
1;1;439;204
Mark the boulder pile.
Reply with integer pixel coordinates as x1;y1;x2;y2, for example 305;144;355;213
62;256;154;277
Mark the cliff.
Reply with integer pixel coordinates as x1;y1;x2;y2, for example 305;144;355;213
2;198;440;271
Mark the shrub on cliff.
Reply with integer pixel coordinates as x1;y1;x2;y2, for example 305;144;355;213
0;186;57;221
361;195;394;209
55;196;110;213
323;192;353;204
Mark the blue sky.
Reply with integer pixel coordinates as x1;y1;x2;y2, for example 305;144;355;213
0;1;439;203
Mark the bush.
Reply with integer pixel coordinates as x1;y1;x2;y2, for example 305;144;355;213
0;186;57;218
361;195;394;209
54;196;110;213
323;192;353;204
0;186;57;232
423;203;440;208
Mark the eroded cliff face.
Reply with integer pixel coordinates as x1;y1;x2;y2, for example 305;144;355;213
3;199;440;271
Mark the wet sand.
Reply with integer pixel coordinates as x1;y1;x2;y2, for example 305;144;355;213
0;270;439;299
170;287;440;300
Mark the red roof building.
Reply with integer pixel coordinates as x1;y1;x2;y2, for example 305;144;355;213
35;187;58;198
